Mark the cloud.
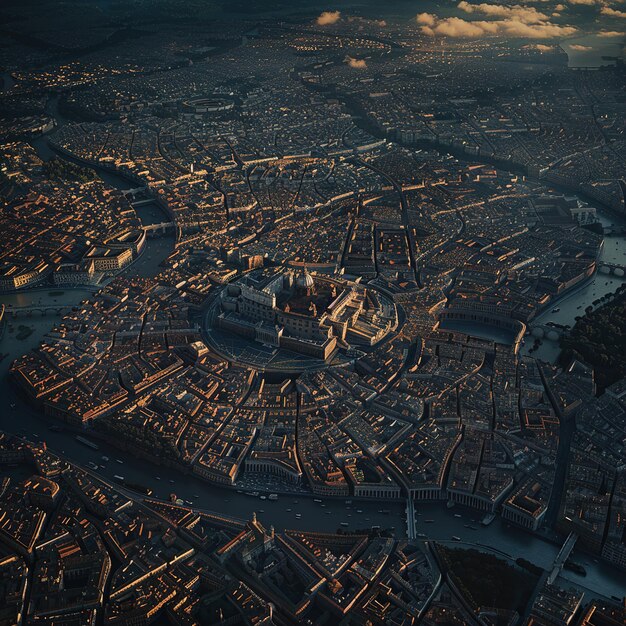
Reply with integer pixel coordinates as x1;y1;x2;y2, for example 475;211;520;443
457;2;550;23
420;2;581;40
535;43;553;51
419;14;577;38
597;29;626;36
416;12;437;26
317;10;341;25
345;56;367;68
555;3;566;10
569;43;592;49
500;20;577;37
601;6;626;17
430;16;493;36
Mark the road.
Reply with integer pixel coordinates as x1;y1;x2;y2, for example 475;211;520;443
354;157;420;286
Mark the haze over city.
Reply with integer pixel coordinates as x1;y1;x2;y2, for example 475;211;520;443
0;0;625;624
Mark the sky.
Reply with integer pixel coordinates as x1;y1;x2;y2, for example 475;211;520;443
308;0;625;64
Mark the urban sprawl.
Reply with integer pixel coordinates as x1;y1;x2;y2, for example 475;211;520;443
0;2;625;624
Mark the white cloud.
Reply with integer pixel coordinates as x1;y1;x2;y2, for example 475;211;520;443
432;16;494;37
317;10;341;25
457;2;550;23
597;29;625;36
345;56;367;68
567;0;601;6
499;20;577;37
569;43;593;49
419;14;577;38
601;6;626;17
416;12;437;26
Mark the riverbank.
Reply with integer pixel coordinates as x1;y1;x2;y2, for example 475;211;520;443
521;242;626;362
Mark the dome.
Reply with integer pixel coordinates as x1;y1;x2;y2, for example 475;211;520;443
296;268;314;290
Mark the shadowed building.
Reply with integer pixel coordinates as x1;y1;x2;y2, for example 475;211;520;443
216;267;394;362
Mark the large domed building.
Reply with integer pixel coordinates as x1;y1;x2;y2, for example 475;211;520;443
213;267;396;364
295;266;315;294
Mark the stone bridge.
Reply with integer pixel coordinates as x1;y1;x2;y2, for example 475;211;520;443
529;324;566;342
598;262;626;277
4;304;75;318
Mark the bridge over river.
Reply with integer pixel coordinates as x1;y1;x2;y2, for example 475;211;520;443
529;324;567;342
3;303;78;318
548;531;578;584
520;532;578;623
598;262;626;276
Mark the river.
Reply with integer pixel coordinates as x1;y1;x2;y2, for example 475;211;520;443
521;212;626;363
438;206;626;361
439;230;626;361
563;33;625;69
23;93;177;280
